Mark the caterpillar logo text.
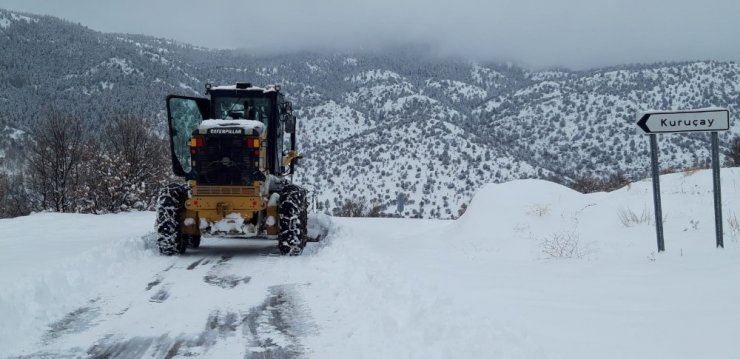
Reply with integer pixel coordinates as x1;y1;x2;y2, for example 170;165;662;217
208;128;243;135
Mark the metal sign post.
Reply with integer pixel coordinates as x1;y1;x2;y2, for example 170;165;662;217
636;108;730;252
649;134;665;251
711;132;724;248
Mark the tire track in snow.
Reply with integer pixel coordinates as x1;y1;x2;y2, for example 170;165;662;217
9;223;333;359
41;298;101;344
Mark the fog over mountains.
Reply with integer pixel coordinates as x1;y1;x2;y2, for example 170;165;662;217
1;8;739;218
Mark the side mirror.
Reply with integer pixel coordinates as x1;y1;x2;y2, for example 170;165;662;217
285;115;296;134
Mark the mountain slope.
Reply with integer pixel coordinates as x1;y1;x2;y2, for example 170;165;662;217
1;8;739;218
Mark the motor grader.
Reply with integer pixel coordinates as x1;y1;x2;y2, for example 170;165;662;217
156;82;309;255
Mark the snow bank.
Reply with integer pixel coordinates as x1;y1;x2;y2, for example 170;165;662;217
450;170;740;262
0;212;158;353
446;179;600;260
308;170;740;358
459;179;587;225
297;218;550;358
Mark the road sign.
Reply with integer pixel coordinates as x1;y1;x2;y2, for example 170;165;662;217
637;108;729;134
636;107;731;252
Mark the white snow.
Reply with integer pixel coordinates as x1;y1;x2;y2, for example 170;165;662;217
198;119;265;133
268;193;280;207
2;169;740;358
105;57;139;76
346;69;402;84
0;212;157;353
210;84;280;93
306;62;319;72
209;212;248;234
178;82;195;93
425;79;487;102
0;12;38;29
5;126;24;140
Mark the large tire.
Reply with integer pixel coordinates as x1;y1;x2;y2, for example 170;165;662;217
155;183;189;255
187;235;201;249
277;184;308;256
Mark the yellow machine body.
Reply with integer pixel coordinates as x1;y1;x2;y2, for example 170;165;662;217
179;184;279;236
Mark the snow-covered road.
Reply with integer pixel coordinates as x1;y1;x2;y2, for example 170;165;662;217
3;233;326;358
3;169;740;358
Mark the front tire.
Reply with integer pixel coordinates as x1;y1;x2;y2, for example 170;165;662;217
155;183;189;255
277;184;308;255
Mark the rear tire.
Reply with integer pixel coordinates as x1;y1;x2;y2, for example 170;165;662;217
277;184;308;256
188;235;202;249
155;183;189;255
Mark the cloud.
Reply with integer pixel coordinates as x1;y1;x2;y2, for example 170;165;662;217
1;0;739;69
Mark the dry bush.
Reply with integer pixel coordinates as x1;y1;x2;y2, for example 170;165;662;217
527;204;551;217
333;197;385;217
540;230;589;259
456;203;468;218
726;135;740;167
682;166;704;177
570;172;630;194
25;112;86;212
21;112;171;215
618;207;653;227
0;173;31;218
728;211;740;243
570;176;602;194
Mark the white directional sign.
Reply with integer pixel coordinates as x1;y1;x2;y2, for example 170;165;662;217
637;108;729;134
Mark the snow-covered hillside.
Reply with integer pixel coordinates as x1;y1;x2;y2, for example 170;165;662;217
2;8;740;219
2;169;740;358
475;62;740;179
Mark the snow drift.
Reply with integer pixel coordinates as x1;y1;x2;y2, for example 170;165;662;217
1;169;740;358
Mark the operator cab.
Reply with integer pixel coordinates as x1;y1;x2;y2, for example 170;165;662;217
210;83;272;123
165;83;298;183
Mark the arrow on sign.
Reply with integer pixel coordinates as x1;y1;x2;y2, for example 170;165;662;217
637;108;729;134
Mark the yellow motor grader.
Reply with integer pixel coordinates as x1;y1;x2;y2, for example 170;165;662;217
156;82;309;255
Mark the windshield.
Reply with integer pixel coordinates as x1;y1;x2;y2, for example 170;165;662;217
213;96;272;123
168;97;205;174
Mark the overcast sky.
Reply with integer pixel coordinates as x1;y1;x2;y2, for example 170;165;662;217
1;0;738;69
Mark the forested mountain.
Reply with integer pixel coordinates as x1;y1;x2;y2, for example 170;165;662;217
1;8;738;218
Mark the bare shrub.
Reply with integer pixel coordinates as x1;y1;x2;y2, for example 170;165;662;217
728;211;740;243
540;230;589;259
682;166;703;177
527;204;551;217
602;172;630;191
457;203;468;218
570;176;602;194
618;207;653;227
726;135;740;167
0;173;31;218
685;219;699;231
25;112;86;212
618;207;666;227
21;112;171;215
333;197;385;217
570;172;631;194
81;115;171;213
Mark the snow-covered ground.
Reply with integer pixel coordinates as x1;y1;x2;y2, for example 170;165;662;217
2;168;740;358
